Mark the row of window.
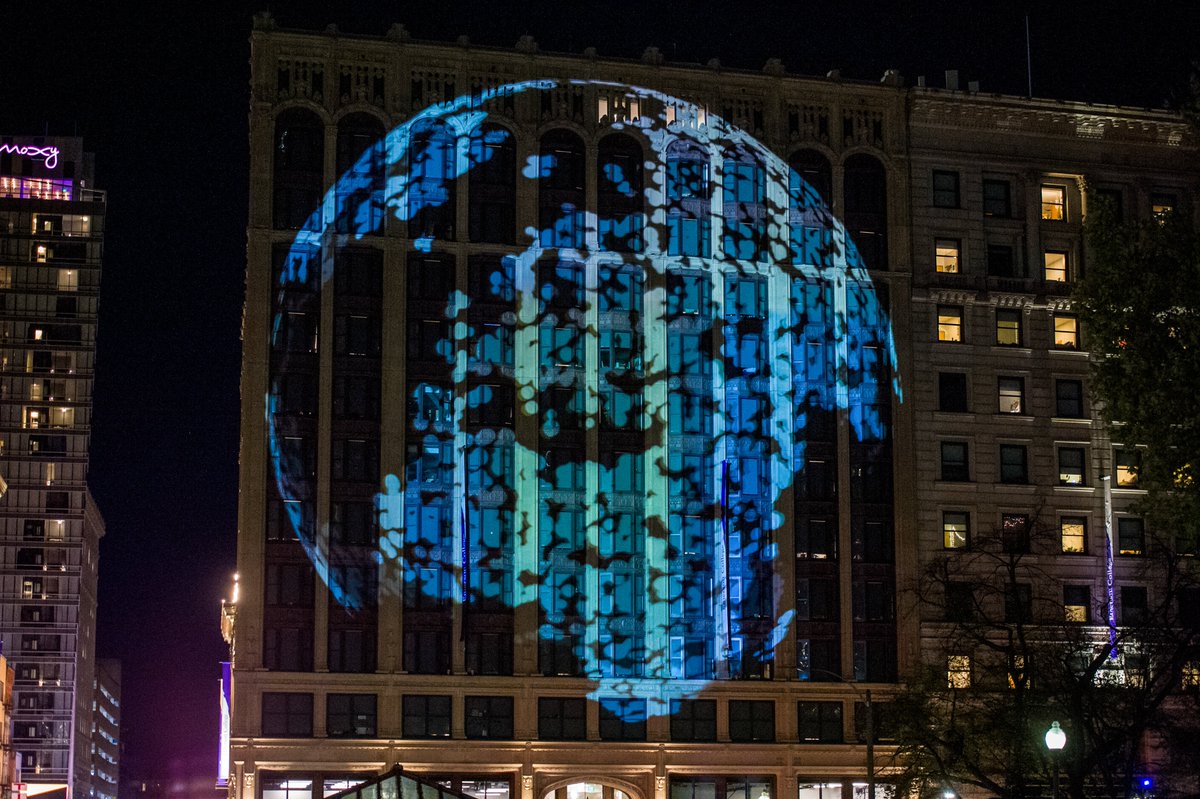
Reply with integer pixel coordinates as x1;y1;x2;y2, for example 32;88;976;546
945;650;1200;690
940;510;1147;555
929;173;1177;222
261;692;892;744
937;440;1124;488
933;239;1077;282
937;372;1088;418
942;581;1192;627
936;305;1078;348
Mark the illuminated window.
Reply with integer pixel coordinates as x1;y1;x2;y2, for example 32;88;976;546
1043;250;1070;282
932;170;960;208
1151;193;1176;220
1007;655;1029;689
943;511;969;549
1053;314;1079;349
940;442;969;482
1055;380;1084;418
1058;448;1086;485
1118;518;1145;556
996;309;1022;346
947;655;971;688
1064;585;1090;622
935;239;960;273
58;269;77;291
1182;661;1200;690
983;179;1012;217
998;377;1024;414
1115;449;1141;487
999;445;1028;484
1061;517;1087;553
937;305;962;342
1041;185;1066;220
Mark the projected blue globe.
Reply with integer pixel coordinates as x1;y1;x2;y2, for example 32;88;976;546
269;79;899;717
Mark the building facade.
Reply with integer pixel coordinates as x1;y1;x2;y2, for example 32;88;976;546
0;137;106;799
229;15;1199;799
89;658;119;799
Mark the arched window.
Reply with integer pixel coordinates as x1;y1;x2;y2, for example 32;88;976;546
468;124;516;244
538;129;586;250
407;119;457;242
597;133;644;253
334;113;385;236
665;140;710;258
273;108;324;230
788;150;833;267
843;153;888;270
721;145;766;262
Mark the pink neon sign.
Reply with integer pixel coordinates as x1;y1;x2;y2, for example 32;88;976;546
0;143;59;169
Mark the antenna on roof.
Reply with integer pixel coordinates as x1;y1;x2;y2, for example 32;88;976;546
1025;14;1034;98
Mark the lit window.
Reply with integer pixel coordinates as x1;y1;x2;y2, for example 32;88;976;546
998;377;1024;414
1041;185;1066;220
1043;251;1070;282
1115;449;1141;487
36;245;48;262
940;442;969;482
1118;518;1145;556
1151;193;1176;220
1058;448;1086;485
935;239;960;273
1007;655;1028;689
1061;517;1087;553
58;270;77;291
1053;314;1079;349
947;655;971;688
943;511;969;549
1183;661;1200;689
1064;585;1090;622
932;170;960;208
937;306;962;342
996;310;1022;346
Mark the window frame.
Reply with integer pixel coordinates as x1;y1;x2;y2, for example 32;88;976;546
995;309;1022;347
942;511;969;549
1041;184;1067;221
932;170;961;209
998;444;1029;484
940;441;970;482
937;305;963;343
934;238;961;274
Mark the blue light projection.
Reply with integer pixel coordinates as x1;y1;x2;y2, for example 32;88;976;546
269;79;901;715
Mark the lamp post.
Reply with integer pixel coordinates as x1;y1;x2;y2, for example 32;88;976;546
1044;721;1066;799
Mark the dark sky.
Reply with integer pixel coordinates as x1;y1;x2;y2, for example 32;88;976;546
4;0;1199;787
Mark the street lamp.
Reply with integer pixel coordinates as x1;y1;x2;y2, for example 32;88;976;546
1045;721;1066;799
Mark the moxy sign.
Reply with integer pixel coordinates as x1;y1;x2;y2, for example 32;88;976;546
0;143;60;169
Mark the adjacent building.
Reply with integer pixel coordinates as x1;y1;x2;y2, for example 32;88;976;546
0;137;106;799
228;15;1200;799
89;659;119;799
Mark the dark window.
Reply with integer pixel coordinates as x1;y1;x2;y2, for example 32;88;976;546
402;695;451;738
263;625;313;671
938;373;968;412
1121;586;1148;625
464;696;514;739
468;124;516;244
599;698;646;741
1095;187;1124;221
404;630;450;674
987;245;1018;278
999;445;1028;484
940;442;970;481
261;692;313;737
1056;380;1084;418
1118;518;1145;556
797;701;842;743
1001;514;1030;554
328;627;376;673
669;699;716;742
334;248;382;297
538;697;586;740
1064;585;1091;622
326;694;376;737
265;562;315;607
1005;583;1033;623
983;179;1012;217
728;700;775;742
946;582;975;622
932;170;960;208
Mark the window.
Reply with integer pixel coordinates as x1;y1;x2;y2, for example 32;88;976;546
1118;518;1145;556
599;698;646;741
998;377;1024;414
464;696;513;739
1121;586;1148;625
947;655;971;688
996;309;1022;346
1115;449;1141;487
1005;583;1033;623
937;306;962;342
1043;250;1070;282
940;442;969;481
983;179;1012;217
670;699;716;741
797;701;843;743
943;512;969;549
999;445;1028;484
932;170;960;208
1182;661;1200;690
1054;380;1084;418
1001;514;1030;554
1061;517;1087;553
931;373;968;414
946;582;975;622
935;239;960;273
1064;585;1090;622
538;697;586;740
987;245;1017;278
728;700;775;742
326;694;376;737
1041;185;1066;220
1151;193;1176;220
1058;448;1086;485
1094;187;1124;221
1053;314;1079;349
261;693;313;737
402;695;451;738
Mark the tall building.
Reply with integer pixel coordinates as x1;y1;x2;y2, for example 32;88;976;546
0;137;106;799
228;15;1199;799
89;659;119;799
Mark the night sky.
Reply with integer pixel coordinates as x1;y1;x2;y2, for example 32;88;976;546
4;0;1200;789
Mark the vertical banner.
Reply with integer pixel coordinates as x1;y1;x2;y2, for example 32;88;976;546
1103;475;1118;659
217;661;231;787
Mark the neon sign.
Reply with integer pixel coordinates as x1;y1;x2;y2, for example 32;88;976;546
0;143;60;169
